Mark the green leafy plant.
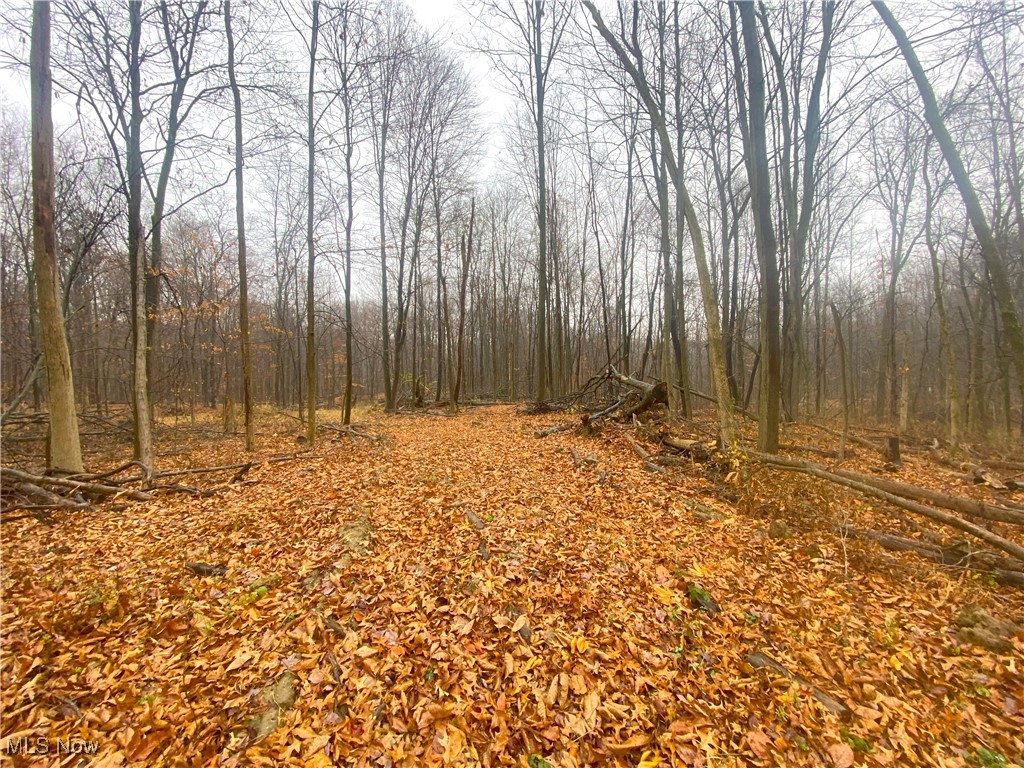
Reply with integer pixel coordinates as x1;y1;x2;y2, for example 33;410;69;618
968;746;1007;768
841;728;873;754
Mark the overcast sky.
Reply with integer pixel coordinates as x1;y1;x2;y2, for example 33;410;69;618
0;0;516;178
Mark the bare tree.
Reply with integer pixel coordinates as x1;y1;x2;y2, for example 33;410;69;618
304;0;321;444
224;0;253;451
452;197;475;410
583;0;738;447
30;0;82;471
730;2;781;452
874;1;1024;415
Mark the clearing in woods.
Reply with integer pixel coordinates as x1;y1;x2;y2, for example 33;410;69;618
1;406;1022;767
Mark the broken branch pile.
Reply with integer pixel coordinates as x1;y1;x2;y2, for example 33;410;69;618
0;466;153;521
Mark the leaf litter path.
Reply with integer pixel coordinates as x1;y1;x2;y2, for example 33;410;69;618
1;406;1021;768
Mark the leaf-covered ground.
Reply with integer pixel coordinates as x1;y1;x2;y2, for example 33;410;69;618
2;406;1022;767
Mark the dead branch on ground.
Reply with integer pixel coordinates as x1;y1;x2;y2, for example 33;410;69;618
750;452;1024;565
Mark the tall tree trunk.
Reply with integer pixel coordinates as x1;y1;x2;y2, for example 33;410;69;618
874;1;1024;416
434;186;445;402
127;0;154;472
343;114;355;426
534;1;549;403
452;198;475;411
923;155;961;451
673;2;691;419
583;1;738;446
734;2;781;452
31;0;82;472
829;302;850;459
225;0;253;452
305;0;320;445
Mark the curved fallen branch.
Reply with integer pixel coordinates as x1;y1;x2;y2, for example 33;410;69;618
749;452;1024;566
843;526;1024;588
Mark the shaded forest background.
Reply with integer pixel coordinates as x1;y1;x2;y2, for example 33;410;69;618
1;0;1022;452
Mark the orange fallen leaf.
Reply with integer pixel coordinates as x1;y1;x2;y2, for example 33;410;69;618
607;733;650;754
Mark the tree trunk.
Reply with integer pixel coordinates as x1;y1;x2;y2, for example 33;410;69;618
225;0;253;452
734;3;781;452
31;0;82;472
534;2;549;404
875;1;1024;418
304;0;320;445
452;198;475;411
829;302;849;460
583;1;738;447
127;0;154;472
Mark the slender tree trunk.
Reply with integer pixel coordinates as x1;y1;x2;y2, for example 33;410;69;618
583;1;737;446
127;0;154;472
875;1;1024;415
534;2;549;403
452;199;475;411
304;0;320;445
673;1;691;418
343;133;355;426
829;302;850;459
734;2;781;451
31;0;82;472
225;0;253;452
923;160;961;451
434;186;445;402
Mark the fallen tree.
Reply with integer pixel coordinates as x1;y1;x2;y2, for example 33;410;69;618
749;452;1024;565
842;526;1024;588
607;365;667;417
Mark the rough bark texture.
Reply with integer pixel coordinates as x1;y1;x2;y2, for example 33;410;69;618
30;1;82;472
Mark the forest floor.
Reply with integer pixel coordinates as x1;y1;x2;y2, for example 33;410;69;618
1;405;1022;768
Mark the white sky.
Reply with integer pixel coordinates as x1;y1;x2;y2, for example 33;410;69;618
411;0;515;179
0;0;515;178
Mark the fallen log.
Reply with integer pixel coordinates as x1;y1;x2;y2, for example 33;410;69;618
749;452;1024;565
608;366;667;417
534;423;573;438
581;397;627;425
623;434;669;474
625;433;650;460
662;435;711;461
60;460;150;484
843;526;1024;587
752;452;1024;526
825;468;1024;526
808;421;884;455
673;385;756;421
929;452;1017;490
778;443;840;460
